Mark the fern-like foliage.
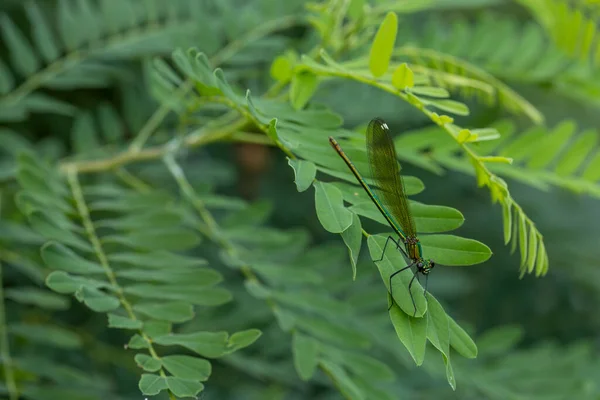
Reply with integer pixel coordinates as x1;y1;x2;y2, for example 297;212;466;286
290;47;548;277
4;2;596;398
393;46;544;124
397;12;600;107
13;151;263;399
162;156;412;399
516;0;600;65
146;46;488;389
0;0;298;123
1;154;126;399
394;118;600;275
443;325;600;400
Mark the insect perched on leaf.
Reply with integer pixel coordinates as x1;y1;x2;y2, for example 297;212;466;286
329;118;435;315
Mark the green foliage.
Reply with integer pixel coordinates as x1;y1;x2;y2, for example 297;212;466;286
517;0;600;64
1;1;600;399
397;11;600;107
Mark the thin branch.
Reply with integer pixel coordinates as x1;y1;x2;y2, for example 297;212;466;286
65;169;176;398
59;116;248;174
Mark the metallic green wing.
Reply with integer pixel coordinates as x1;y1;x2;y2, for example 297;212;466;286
366;118;417;238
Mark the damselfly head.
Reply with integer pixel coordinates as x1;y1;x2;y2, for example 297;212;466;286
419;259;435;274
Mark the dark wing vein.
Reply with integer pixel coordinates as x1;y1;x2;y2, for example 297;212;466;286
366;118;417;238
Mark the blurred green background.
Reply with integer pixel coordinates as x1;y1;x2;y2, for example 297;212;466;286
1;0;600;399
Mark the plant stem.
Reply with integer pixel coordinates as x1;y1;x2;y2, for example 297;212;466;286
163;156;278;314
66;169;176;397
59;117;247;174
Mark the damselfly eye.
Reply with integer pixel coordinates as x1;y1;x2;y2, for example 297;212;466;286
430;261;436;268
417;262;423;268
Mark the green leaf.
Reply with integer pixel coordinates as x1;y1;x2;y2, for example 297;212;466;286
153;331;230;358
270;55;293;82
502;202;512;245
292;332;319;381
526;226;537;274
133;302;195;323
347;0;365;19
314;181;353;233
25;1;60;63
135;354;162;372
128;334;150;349
96;209;183;230
367;235;426;317
222;200;272;228
117;267;221;286
288;158;316;192
409;86;449;98
103;228;201;251
5;287;69;310
267;118;280;143
9;323;82;349
555;129;597;176
98;103;124;143
214;68;241;103
341;213;362;280
470;128;501;143
583;151;600;182
273;306;296;331
426;99;470;116
244;280;273;299
527;120;576;169
108;313;143;329
426;294;450;357
477;325;523;356
319;360;364;400
0;59;14;94
420;235;492;266
518;214;527;268
0;128;33;154
139;374;168;396
350;202;463;233
108;251;206;269
154;329;261;358
228;329;262;352
388;303;427;365
45;271;108;294
88;191;172;212
332;177;424;199
166;377;204;397
448;316;477;358
1;15;40;75
71;112;100;154
252;263;322;285
41;242;104;275
392;63;414;89
443;354;456;390
272;290;349;317
143;320;172;338
296;315;370;349
162;355;211;381
290;70;319;110
28;213;91;252
320;344;396;382
369;12;398;77
124;284;231;306
500;126;545;160
245;90;271;125
76;286;120;312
